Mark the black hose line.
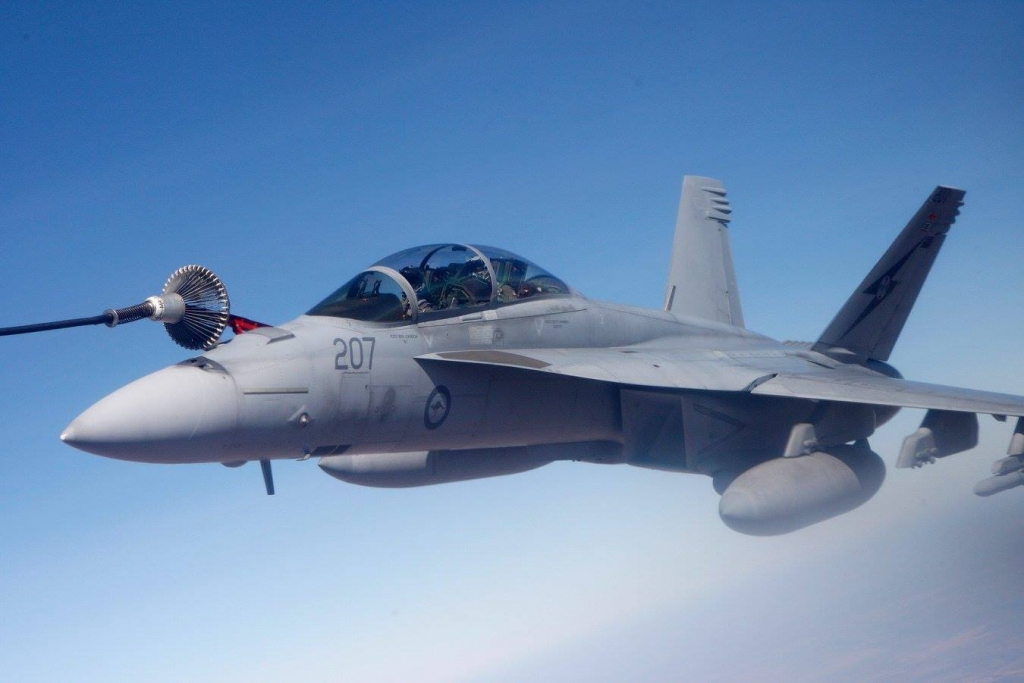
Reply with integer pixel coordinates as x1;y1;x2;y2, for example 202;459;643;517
0;264;230;349
0;300;156;337
0;314;114;337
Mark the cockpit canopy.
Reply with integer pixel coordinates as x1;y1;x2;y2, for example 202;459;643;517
308;244;571;323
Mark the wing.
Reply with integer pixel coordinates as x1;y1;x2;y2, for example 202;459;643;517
418;347;1024;417
750;371;1024;417
417;347;770;391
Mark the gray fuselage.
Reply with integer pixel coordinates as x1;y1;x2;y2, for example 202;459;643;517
63;294;891;479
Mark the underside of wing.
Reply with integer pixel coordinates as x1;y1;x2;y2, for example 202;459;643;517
751;372;1024;417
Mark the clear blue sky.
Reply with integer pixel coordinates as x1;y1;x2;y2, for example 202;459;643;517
2;2;1022;681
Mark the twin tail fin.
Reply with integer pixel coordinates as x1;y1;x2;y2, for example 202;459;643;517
813;186;966;362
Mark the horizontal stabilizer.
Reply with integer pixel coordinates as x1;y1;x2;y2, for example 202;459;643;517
814;186;965;361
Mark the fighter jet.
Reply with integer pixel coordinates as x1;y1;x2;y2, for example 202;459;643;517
33;177;1024;535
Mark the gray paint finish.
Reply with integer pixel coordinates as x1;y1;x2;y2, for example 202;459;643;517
59;178;1024;533
664;176;744;327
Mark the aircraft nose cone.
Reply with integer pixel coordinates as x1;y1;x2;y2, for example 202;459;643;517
61;364;239;463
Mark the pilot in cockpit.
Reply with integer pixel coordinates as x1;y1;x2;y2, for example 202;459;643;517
399;266;434;312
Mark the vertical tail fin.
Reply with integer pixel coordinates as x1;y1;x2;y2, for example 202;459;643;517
664;176;744;327
813;186;966;362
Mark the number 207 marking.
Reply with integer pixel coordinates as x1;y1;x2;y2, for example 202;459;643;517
334;337;376;371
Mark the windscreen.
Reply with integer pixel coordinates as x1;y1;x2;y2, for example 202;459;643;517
307;270;412;322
